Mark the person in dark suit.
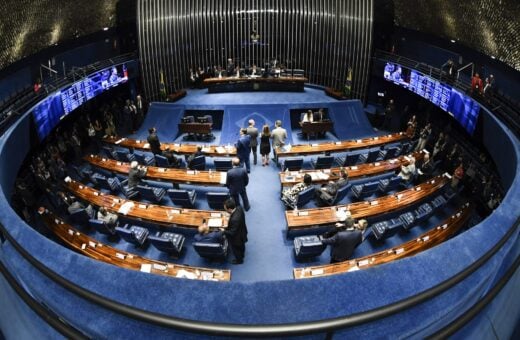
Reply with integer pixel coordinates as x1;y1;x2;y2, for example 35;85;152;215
236;128;251;173
128;161;147;189
186;145;203;169
246;119;259;166
194;223;224;243
148;127;180;167
315;169;349;206
321;217;366;263
221;198;248;264
226;157;250;211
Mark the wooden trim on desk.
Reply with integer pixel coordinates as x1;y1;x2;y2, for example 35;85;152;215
103;136;237;157
63;180;228;229
85;155;226;187
203;76;308;85
286;174;449;230
40;209;230;281
293;203;471;279
279;151;426;187
274;132;409;158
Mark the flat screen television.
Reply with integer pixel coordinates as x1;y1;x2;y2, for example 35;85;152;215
384;62;480;135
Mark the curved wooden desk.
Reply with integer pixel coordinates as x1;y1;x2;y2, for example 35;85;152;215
63;180;228;229
203;76;308;93
85;155;227;187
103;136;237;157
279;151;426;187
40;209;231;281
274;132;409;159
293;202;471;279
286;174;450;230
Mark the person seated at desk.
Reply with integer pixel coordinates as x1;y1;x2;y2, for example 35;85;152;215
281;174;312;205
316;108;326;122
234;65;243;78
58;191;95;216
315;169;349;206
97;206;118;227
250;64;261;77
320;211;366;263
128;161;148;189
194;223;224;243
417;153;434;181
398;157;416;183
186;145;203;169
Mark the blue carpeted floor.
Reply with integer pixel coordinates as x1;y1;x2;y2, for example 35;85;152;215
69;88;462;283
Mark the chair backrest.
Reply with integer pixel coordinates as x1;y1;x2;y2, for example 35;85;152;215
149;232;185;255
182;115;195;123
332;183;351;205
381;176;401;193
193;238;228;260
400;142;412;155
314;156;334;169
362;181;380;195
102;146;115;159
69;209;91;226
204;114;213;124
88;219;115;235
115;225;135;243
214;159;233;172
167;189;195;207
365;149;380;163
137;185;165;203
154;154;170;167
343;153;360;166
295;186;316;208
135;152;153;165
384;146;400;160
283;157;303;171
189;155;206;170
293;235;326;260
206;192;230;210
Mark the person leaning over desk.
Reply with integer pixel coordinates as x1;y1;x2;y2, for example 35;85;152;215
321;212;367;263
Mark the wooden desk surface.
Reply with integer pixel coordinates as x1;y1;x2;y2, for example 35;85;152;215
40;209;231;281
103;136;237;157
203;76;308;85
279;151;426;187
293;202;471;279
274;132;409;158
85;155;226;187
286;174;449;230
64;180;228;229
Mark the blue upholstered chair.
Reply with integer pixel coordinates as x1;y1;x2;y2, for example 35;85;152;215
382;146;400;160
167;189;197;207
431;195;447;210
293;235;326;261
206;192;230;210
137;185;166;203
336;153;360;167
154;154;171;168
399;142;412;155
329;183;352;206
118;179;139;199
310;156;334;169
88;219;118;238
399;211;416;230
115;149;135;163
413;203;434;225
69;208;96;226
193;237;229;261
91;173;121;192
281;157;304;171
148;231;185;257
115;224;149;247
102;146;116;159
371;218;404;241
188;155;206;170
358;149;380;164
351;181;380;199
378;176;402;193
214;159;233;172
282;186;315;209
134;152;155;166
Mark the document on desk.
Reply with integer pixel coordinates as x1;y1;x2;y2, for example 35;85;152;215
216;146;226;154
201;147;211;153
118;202;135;215
176;269;196;279
140;264;152;273
220;172;227;184
115;138;124;144
208;218;223;228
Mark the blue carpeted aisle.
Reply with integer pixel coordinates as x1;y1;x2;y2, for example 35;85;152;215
75;88;464;283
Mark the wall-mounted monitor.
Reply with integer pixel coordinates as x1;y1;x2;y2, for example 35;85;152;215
31;63;128;141
384;63;480;135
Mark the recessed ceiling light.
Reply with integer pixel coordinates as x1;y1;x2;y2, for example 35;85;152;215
450;39;456;43
491;56;496;59
103;27;109;31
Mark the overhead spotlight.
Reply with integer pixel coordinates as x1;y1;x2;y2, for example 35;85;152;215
103;27;109;31
450;39;456;43
491;55;496;59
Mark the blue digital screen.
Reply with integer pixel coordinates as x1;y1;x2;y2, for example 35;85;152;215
32;63;128;141
385;63;480;135
32;92;65;140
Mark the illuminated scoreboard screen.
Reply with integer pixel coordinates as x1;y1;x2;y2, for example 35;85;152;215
32;63;129;141
384;63;480;135
62;64;128;114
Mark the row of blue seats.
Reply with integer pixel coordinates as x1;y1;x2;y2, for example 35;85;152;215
369;190;455;241
102;145;236;171
280;140;418;171
351;176;402;199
